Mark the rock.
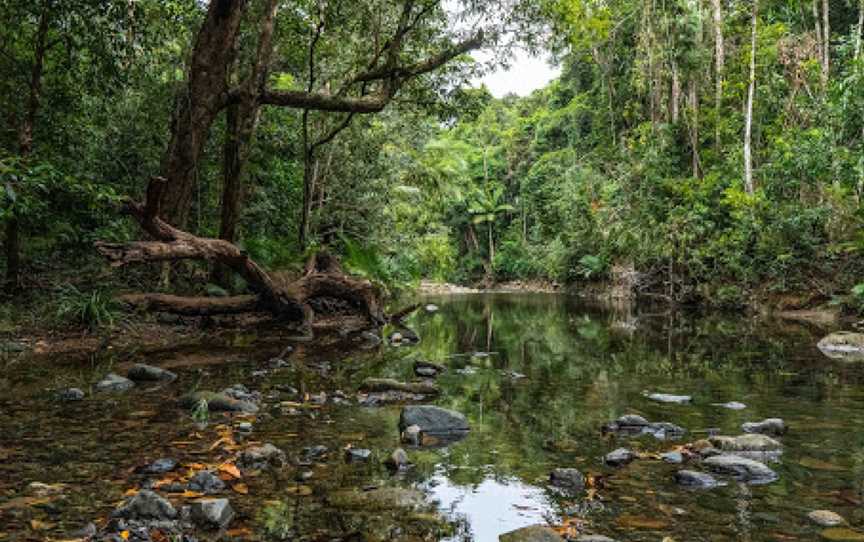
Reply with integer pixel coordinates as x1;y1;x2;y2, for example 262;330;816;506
603;415;685;440
702;455;778;484
425;304;439;312
605;448;637;467
345;448;372;463
661;451;684;464
575;537;617;542
301;445;329;461
328;487;426;511
817;332;864;360
190;498;234;529
222;383;259;402
675;470;722;488
390;332;404;343
236;422;253;434
414;360;445;377
137;458;178;475
549;468;584;492
238;443;286;469
385;448;409;470
361;378;439;395
709;434;782;452
113;490;177;520
179;391;258;414
808;510;846;527
187;471;225;494
401;424;422;446
616;414;649;427
97;373;135;393
66;522;97;539
358;390;428;405
712;401;747;410
56;387;85;401
742;418;786;436
499;525;565;542
26;482;66;496
398;405;469;436
646;392;691;404
127;363;177;383
642;422;687;440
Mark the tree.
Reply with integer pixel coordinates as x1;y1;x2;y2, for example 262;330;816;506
469;182;513;275
743;0;758;195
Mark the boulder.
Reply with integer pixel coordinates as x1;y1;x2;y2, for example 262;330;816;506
675;470;722;489
398;405;469;436
190;498;234;529
113;490;177;520
709;434;782;452
96;373;135;393
238;443;286;469
187;471;225;494
179;391;258;414
703;455;778;484
817;332;864;360
56;387;85;401
549;468;584;493
499;525;565;542
605;448;637;467
127;363;177;383
344;448;372;463
742;418;786;436
808;510;846;527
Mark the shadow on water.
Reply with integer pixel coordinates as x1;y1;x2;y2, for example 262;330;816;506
2;292;864;541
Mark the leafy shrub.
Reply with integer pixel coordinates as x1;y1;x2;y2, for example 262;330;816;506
54;285;120;331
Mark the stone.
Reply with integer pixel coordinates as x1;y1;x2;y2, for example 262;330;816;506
385;448;409;470
808;510;846;527
703;455;778;484
575;537;617;542
56;387;85;401
236;422;253;433
301;445;329;460
401;424;422;446
137;458;178;475
425;304;439;312
661;451;684;464
187;471;225;494
742;418;786;436
179;391;258;414
238;443;286;469
712;401;747;410
549;468;584;492
605;448;637;467
642;422;687;440
390;332;404;343
709;434;782;452
646;392;691;404
616;414;649;427
113;490;177;520
675;470;722;489
345;448;372;463
414;360;446;377
190;498;234;529
398;405;469;436
96;373;135;393
499;525;565;542
817;332;864;361
127;363;177;383
361;378;439;395
66;522;97;539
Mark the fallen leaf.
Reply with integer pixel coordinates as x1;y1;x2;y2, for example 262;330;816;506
123;488;138;497
120;531;130;540
182;490;205;499
30;519;53;530
821;528;864;541
218;462;242;479
232;483;249;495
285;485;313;496
226;528;253;538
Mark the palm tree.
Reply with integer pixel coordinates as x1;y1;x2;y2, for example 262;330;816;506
468;183;513;275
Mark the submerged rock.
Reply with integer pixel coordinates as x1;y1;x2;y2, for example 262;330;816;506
345;448;372;463
702;455;778;484
550;468;585;493
646;392;691;404
179;391;258;414
605;448;637;467
113;490;177;520
499;525;565;542
414;360;446;377
190;498;234;529
238;443;286;469
187;471;225;494
808;510;846;527
603;414;685;440
712;401;747;410
742;418;786;436
97;373;135;393
127;363;177;383
56;387;85;401
661;451;684;464
709;434;782;452
398;405;469;437
675;470;722;489
817;332;864;360
425;304;439;313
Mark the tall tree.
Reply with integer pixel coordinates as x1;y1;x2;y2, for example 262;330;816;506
743;0;758;194
711;0;724;150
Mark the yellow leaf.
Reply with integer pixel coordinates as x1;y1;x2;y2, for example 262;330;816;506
30;519;53;530
182;490;205;499
218;462;241;479
123;488;138;497
285;485;312;496
232;483;249;495
120;530;130;540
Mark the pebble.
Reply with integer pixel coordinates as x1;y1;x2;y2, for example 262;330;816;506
137;458;178;475
742;418;786;436
385;448;409;470
127;363;177;383
605;448;637;467
187;471;225;494
96;373;135;393
345;448;372;463
646;392;691;404
190;498;234;529
56;387;85;401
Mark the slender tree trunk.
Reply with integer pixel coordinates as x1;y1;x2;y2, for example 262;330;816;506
743;0;758;195
6;2;51;291
671;64;681;124
689;79;701;178
711;0;724;151
856;0;864;60
488;222;494;269
821;0;830;87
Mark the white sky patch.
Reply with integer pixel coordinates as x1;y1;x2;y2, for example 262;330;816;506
474;48;559;98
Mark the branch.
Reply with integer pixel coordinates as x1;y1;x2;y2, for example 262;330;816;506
260;89;391;113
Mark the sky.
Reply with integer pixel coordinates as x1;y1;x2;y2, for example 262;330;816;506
475;49;560;98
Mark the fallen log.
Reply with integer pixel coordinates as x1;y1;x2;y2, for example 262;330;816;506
96;176;388;332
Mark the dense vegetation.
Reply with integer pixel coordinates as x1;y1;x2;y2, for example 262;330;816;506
2;0;864;330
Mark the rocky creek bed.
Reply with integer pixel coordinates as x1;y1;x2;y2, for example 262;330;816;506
2;293;864;541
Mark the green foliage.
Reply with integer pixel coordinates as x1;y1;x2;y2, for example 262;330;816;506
54;285;120;332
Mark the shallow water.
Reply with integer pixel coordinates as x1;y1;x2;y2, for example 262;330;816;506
2;293;864;541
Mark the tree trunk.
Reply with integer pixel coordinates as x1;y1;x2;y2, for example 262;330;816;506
159;0;249;228
856;0;863;60
743;0;758;195
689;79;701;178
711;0;724;151
6;1;51;291
821;0;830;88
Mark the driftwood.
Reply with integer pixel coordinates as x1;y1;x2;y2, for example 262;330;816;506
96;177;388;332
